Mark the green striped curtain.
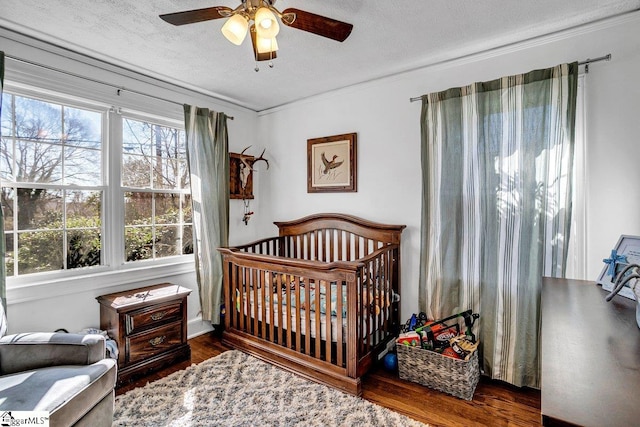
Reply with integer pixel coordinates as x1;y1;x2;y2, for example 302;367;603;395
184;105;230;324
0;51;7;337
419;63;578;387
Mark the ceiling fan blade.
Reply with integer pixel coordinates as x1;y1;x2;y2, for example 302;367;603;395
281;8;353;42
159;6;233;26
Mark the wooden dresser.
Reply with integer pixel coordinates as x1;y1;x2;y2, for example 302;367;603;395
97;283;192;385
541;277;640;426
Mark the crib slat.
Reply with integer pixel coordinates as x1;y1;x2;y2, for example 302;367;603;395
336;278;343;368
300;234;305;260
252;269;259;335
223;260;231;329
378;251;391;339
260;270;267;339
374;257;381;344
315;280;322;359
304;277;311;356
369;260;376;343
268;272;275;343
325;280;332;362
378;257;384;341
291;236;297;259
295;276;302;353
322;230;327;262
320;230;325;261
230;264;236;328
285;273;292;348
384;250;392;337
365;265;371;353
314;230;319;261
275;273;283;346
241;267;249;331
392;246;400;333
347;274;358;378
301;233;306;260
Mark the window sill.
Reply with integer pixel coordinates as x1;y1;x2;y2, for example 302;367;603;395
6;258;196;304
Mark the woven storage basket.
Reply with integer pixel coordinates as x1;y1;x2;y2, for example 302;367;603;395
396;343;480;400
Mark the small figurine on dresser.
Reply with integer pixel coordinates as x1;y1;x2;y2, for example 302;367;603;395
605;263;640;329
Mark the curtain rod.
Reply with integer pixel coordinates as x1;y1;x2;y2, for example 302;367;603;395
4;54;234;120
409;53;612;103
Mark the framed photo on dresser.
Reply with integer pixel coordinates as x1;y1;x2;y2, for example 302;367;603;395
597;234;640;300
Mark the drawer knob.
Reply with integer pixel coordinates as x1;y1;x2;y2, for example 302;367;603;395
151;311;167;321
149;336;166;347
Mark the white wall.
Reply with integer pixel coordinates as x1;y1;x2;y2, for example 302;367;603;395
255;12;640;320
3;10;639;333
1;28;260;336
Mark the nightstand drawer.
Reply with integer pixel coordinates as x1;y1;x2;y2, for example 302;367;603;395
127;321;183;364
125;301;182;334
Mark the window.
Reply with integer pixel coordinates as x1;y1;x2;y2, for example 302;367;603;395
1;93;103;276
121;117;192;262
1;89;192;281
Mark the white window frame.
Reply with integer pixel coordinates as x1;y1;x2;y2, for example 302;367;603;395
3;83;194;304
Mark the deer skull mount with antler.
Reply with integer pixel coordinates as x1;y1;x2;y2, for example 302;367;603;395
231;146;269;225
237;146;269;191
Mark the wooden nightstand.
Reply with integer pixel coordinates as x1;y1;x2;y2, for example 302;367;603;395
97;283;192;385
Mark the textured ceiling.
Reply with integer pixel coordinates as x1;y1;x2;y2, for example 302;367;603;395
1;0;639;111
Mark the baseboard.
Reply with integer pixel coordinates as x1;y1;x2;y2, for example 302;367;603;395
187;316;214;339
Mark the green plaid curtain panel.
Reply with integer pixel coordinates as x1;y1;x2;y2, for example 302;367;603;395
419;63;578;387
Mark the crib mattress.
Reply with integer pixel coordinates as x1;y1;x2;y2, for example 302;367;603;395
239;293;383;342
242;298;344;341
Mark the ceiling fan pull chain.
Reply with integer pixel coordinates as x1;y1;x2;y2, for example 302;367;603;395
254;46;260;72
268;39;275;68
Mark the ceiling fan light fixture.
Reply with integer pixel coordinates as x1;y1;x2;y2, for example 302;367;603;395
256;35;279;54
160;3;354;65
221;13;248;45
254;7;279;38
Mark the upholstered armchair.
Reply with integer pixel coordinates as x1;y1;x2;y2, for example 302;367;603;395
0;332;117;427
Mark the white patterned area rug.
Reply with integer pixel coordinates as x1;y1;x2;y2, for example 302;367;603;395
113;350;427;426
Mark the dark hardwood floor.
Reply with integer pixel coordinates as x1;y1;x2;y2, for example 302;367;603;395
116;332;542;427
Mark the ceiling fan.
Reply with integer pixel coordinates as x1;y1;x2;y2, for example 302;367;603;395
160;0;353;68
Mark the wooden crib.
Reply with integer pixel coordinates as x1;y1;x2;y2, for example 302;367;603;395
218;213;405;395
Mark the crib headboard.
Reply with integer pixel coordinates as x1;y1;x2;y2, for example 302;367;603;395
274;213;405;262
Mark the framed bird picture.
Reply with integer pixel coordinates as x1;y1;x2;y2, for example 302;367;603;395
307;132;357;193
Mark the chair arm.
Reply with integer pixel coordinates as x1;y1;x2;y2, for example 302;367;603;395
0;332;107;375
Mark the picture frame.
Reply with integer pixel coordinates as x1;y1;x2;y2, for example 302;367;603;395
307;133;357;193
597;234;640;300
